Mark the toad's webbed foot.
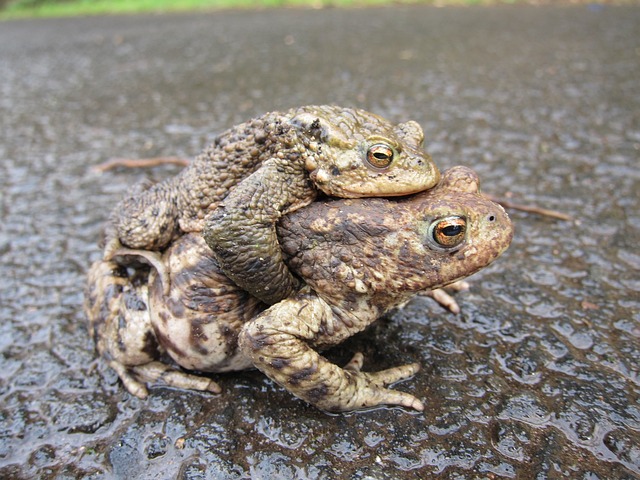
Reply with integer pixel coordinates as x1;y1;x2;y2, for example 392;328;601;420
339;352;424;412
110;361;221;398
131;362;221;396
108;360;151;399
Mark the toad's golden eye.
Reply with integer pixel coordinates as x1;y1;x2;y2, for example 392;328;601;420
429;216;467;249
366;144;394;169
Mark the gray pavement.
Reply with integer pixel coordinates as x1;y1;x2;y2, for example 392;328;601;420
0;5;639;478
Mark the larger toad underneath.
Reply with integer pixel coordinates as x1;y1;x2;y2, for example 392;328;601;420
86;167;512;412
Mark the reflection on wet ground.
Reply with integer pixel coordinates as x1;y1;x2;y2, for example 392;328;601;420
0;5;638;478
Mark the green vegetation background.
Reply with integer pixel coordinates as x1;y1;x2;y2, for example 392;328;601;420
3;0;636;20
0;0;484;19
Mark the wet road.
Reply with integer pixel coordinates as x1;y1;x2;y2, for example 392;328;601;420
1;5;639;478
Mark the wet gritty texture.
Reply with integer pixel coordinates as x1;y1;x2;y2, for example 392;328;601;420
0;5;638;479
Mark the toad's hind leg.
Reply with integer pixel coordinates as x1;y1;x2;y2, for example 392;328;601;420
109;179;181;253
86;259;221;398
85;259;161;398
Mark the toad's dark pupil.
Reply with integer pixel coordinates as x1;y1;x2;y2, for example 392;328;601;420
442;225;463;236
374;152;389;159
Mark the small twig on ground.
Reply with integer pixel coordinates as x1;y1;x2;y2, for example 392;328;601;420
93;156;190;172
485;194;572;221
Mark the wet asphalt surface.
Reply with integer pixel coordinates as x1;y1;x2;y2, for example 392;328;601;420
1;4;639;478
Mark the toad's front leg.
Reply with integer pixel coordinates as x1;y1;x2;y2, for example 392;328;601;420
238;291;423;412
203;158;314;305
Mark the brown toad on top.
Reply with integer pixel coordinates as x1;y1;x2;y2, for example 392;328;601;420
87;167;512;412
107;106;439;305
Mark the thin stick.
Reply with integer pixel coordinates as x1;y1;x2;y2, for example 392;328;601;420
93;156;190;172
485;194;572;221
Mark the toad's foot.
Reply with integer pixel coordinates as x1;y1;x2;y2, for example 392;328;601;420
132;361;221;395
341;352;424;412
108;360;151;399
420;280;470;314
110;360;221;398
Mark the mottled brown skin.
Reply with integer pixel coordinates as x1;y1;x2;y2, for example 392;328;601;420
86;167;512;412
85;238;263;398
85;256;223;397
107;106;439;305
149;234;265;374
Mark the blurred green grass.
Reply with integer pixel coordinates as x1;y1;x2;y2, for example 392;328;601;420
0;0;537;20
0;0;633;19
